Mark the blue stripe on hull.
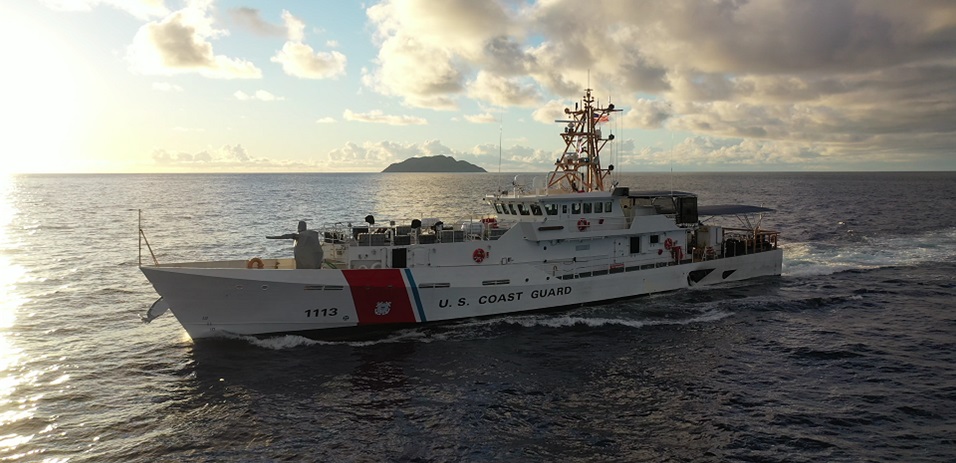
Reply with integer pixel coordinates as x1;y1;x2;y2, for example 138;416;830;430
403;269;427;322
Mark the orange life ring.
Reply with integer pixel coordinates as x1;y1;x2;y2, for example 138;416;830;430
577;218;590;231
246;257;264;269
664;237;674;250
473;248;486;263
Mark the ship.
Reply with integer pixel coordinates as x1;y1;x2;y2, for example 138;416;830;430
140;89;782;340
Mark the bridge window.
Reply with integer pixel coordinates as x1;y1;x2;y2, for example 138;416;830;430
530;204;543;216
594;202;603;213
583;202;592;214
562;204;568;214
508;203;517;215
517;203;530;215
571;203;582;214
545;204;558;215
605;201;613;212
494;203;503;214
650;234;660;244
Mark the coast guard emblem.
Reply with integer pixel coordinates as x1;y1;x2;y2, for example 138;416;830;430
374;301;392;316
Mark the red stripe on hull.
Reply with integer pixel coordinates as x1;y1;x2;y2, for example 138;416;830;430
342;269;416;325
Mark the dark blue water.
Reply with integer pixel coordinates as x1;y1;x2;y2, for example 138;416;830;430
1;172;954;462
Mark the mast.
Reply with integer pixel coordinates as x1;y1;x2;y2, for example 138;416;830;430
547;88;621;193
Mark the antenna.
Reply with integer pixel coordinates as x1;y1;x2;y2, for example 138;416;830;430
670;136;675;196
497;116;503;193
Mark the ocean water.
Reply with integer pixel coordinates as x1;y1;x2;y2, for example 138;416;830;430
0;171;954;462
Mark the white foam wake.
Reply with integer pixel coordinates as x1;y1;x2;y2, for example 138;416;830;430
783;226;956;277
496;310;733;330
233;308;735;350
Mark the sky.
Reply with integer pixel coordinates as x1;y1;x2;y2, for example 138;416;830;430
1;0;954;174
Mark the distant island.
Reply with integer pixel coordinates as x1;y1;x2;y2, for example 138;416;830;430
382;155;486;173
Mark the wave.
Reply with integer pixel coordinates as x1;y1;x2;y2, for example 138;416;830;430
231;328;438;350
493;310;733;329
783;226;956;277
234;307;734;350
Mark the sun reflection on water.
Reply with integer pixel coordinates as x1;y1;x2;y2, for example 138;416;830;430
0;174;32;454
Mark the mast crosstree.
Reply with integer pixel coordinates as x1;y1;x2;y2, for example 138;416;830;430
547;88;622;193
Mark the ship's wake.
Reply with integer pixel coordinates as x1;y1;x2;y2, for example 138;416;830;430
784;226;956;277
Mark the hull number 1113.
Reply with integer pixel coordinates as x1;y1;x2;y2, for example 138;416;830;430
305;308;338;317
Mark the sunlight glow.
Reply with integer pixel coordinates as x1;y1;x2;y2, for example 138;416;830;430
0;11;82;174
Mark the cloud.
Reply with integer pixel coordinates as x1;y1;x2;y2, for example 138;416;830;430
281;9;306;42
624;99;672;129
272;42;347;79
152;82;182;92
234;90;283;101
467;72;541;107
127;3;262;78
325;138;555;173
327;140;417;166
343;109;427;126
40;0;168;19
360;0;956;167
315;117;336;124
530;99;569;124
228;7;284;36
270;10;347;79
362;0;519;110
464;113;497;124
150;144;319;171
151;144;249;164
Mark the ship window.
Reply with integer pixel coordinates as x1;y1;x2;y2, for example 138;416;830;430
605;201;613;212
545;204;558;215
571;203;582;214
594;202;603;213
583;202;592;214
562;204;568;214
494;203;503;214
508;203;517;215
517;203;530;215
650;234;660;244
530;204;543;216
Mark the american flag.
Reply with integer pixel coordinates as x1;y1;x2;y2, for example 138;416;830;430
593;113;609;123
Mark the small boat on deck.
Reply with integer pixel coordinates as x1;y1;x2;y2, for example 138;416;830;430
140;89;782;340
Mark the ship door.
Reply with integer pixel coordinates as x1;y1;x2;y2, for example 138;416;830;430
391;248;407;268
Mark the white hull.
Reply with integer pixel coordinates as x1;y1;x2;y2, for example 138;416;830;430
142;249;781;339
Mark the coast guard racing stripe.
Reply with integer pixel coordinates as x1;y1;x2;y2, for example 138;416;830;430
342;269;416;325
